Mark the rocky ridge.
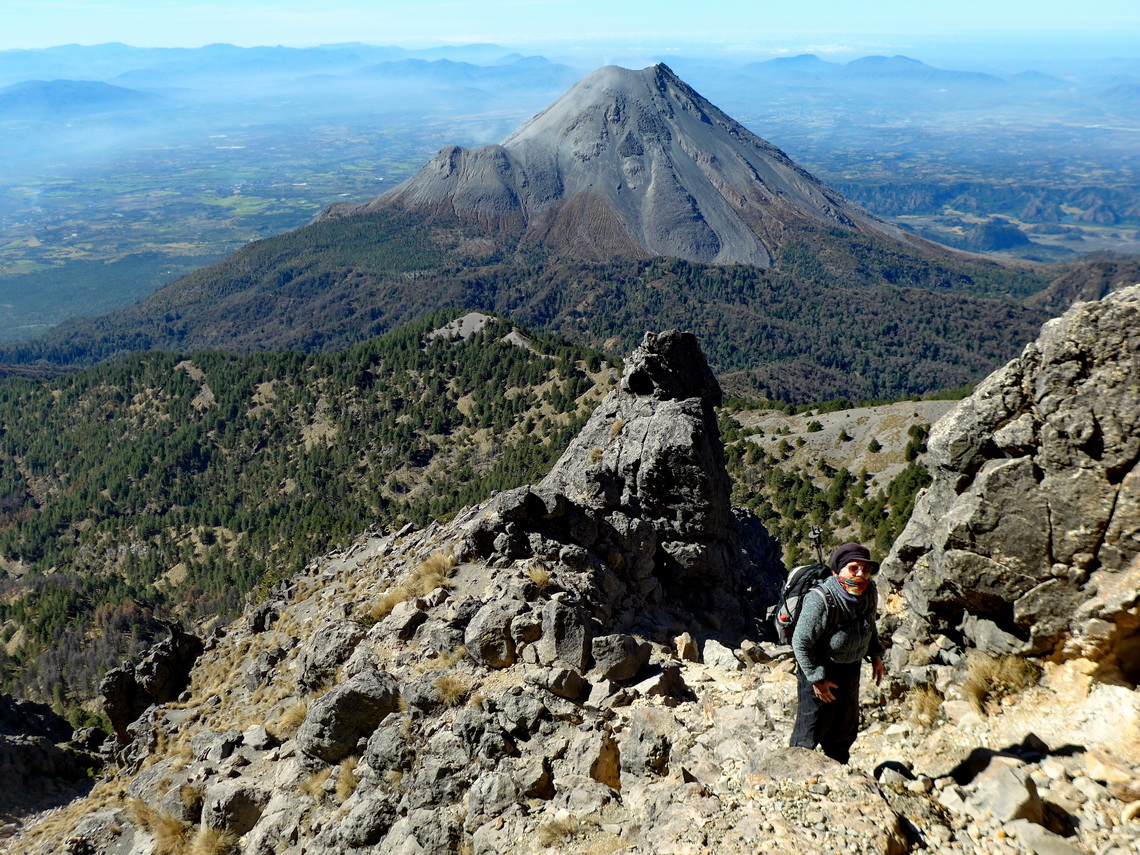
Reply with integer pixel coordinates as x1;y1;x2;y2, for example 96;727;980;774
882;284;1140;673
326;64;922;266
6;315;1140;855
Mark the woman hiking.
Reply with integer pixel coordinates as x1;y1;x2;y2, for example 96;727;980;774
790;542;885;764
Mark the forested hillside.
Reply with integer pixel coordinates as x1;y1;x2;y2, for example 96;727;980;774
0;313;614;720
722;411;934;565
3;210;1054;402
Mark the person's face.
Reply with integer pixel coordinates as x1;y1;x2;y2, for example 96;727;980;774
836;560;874;594
838;560;874;581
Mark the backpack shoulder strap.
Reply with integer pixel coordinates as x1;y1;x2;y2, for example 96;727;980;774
814;581;840;634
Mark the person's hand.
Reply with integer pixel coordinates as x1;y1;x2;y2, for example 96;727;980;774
813;680;837;702
872;657;885;686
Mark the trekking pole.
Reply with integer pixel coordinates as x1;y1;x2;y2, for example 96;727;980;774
810;526;823;564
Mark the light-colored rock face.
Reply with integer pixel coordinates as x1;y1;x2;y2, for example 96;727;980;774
883;285;1140;672
335;64;909;265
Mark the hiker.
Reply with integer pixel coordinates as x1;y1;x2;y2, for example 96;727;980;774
789;542;885;764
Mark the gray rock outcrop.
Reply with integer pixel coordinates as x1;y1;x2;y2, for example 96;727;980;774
883;285;1140;672
455;329;775;634
99;624;203;751
14;307;1140;855
0;693;100;819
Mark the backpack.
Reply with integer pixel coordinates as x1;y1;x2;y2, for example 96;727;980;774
773;562;837;645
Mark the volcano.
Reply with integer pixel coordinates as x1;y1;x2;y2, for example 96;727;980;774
4;63;1052;403
324;63;918;266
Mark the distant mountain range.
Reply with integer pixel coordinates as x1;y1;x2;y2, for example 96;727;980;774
0;79;156;119
745;53;1005;86
0;42;538;88
0;43;1103;91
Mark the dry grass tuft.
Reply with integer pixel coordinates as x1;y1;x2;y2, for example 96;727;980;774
126;799;191;855
171;738;194;770
418;646;468;672
179;784;205;818
908;684;943;728
190;826;238;855
367;550;456;621
537;816;582;848
278;699;309;734
383;769;404;788
588;447;603;464
527;561;552;589
907;646;936;667
414;550;457;591
301;767;333;800
609;418;626;440
367;586;412;622
435;673;472;708
962;652;1040;713
336;757;359;804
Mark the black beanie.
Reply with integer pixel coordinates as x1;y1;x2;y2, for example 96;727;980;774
829;542;878;574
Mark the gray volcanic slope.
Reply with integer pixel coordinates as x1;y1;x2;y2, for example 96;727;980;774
326;63;915;266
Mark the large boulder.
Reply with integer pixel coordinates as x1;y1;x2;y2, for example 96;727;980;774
297;668;402;766
883;286;1140;670
201;779;271;835
297;619;366;691
457;330;778;633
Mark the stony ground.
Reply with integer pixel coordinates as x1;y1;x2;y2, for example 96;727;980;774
3;318;1138;855
4;520;1137;855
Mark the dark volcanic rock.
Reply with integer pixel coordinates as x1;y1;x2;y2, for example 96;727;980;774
883;286;1140;671
99;624;203;751
457;330;777;634
297;619;366;691
297;668;402;766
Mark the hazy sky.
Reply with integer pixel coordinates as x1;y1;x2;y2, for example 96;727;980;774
4;0;1139;64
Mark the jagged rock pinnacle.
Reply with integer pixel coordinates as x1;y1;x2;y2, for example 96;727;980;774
618;329;723;406
456;330;770;632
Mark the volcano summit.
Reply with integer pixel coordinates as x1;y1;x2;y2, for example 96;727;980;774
325;63;917;266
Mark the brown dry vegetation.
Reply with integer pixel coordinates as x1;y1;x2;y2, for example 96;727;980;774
367;550;457;621
537;815;582;848
435;673;472;708
336;757;360;804
189;826;238;855
527;561;552;589
301;768;333;801
962;652;1041;714
908;684;943;728
126;799;192;855
277;699;308;735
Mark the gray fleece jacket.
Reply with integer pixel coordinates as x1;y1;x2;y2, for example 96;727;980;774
791;575;884;684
